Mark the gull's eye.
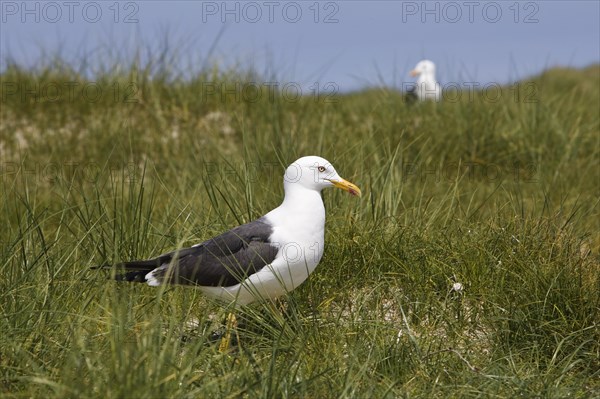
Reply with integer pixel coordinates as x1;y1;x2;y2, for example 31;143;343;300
318;166;326;173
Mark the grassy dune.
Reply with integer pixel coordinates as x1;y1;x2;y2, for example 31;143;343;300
0;61;598;398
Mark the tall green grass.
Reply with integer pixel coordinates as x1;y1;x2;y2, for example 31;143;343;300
1;58;598;398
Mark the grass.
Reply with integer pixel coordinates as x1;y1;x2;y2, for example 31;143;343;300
0;57;598;398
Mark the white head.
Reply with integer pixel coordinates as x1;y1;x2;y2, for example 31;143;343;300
283;156;361;196
410;60;437;78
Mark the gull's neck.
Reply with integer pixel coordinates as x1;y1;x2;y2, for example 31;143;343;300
266;183;326;238
280;184;324;215
418;71;437;85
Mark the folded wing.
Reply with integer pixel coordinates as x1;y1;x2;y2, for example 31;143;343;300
101;218;279;287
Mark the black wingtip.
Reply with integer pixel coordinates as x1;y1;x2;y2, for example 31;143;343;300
115;270;149;283
90;264;111;270
91;262;152;283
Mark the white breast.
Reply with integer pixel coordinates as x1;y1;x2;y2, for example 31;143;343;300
417;74;441;101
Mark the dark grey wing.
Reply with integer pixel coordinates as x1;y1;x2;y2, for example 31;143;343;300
109;218;279;287
405;85;418;104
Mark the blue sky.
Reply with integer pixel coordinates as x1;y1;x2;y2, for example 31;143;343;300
1;1;599;91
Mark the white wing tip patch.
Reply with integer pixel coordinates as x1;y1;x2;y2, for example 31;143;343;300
145;270;161;286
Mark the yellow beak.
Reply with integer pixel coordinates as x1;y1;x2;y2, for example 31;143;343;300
410;69;419;77
327;178;362;197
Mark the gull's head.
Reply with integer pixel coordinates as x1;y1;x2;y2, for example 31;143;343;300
410;60;436;78
284;156;361;196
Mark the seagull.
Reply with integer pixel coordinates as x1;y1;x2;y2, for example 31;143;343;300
97;156;361;350
406;59;442;102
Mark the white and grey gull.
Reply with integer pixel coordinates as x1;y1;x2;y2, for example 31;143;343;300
406;59;442;102
97;156;361;345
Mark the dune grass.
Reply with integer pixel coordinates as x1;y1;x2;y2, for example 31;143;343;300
0;59;598;398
